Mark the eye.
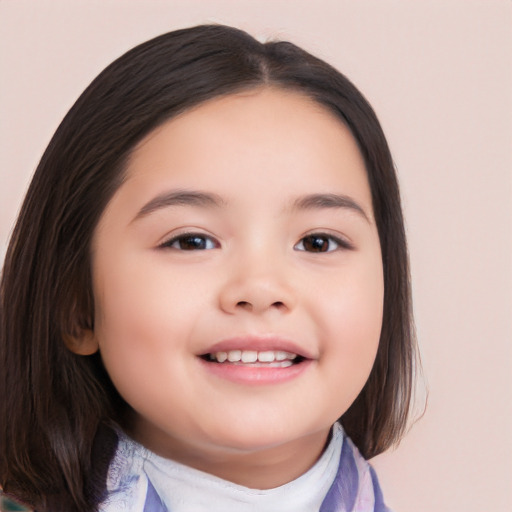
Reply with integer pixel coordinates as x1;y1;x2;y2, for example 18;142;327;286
160;233;219;251
294;233;352;253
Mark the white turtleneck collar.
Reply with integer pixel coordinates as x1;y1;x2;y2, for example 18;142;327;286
105;423;344;512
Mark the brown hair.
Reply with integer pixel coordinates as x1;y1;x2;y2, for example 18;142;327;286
0;24;417;511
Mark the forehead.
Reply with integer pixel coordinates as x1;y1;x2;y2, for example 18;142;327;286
129;86;359;162
108;87;373;220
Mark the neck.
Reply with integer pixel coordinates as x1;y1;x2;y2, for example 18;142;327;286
126;418;332;489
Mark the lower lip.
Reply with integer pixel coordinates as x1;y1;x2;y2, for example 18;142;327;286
198;358;313;385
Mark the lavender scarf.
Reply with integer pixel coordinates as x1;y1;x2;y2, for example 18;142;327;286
105;434;391;512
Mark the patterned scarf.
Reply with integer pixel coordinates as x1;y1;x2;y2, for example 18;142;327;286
102;433;392;512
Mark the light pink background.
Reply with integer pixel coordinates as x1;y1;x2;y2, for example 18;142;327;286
1;1;511;511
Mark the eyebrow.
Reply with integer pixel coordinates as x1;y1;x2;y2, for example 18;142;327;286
291;193;370;222
133;190;225;221
132;189;370;223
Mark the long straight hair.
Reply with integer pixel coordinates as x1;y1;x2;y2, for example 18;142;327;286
0;24;417;511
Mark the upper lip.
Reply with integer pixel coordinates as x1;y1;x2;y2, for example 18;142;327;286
199;335;315;360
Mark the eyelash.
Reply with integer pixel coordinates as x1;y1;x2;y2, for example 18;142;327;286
159;232;353;253
293;233;354;253
159;232;219;251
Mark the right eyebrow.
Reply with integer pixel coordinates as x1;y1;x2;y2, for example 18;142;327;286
132;189;225;222
291;193;371;223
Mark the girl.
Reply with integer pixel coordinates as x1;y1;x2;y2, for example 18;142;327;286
0;24;417;512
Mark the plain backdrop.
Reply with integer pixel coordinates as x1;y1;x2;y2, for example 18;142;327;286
1;1;511;511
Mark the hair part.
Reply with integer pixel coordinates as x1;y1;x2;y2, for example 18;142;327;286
0;24;418;511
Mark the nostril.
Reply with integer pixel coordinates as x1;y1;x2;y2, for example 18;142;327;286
231;299;289;313
235;300;286;310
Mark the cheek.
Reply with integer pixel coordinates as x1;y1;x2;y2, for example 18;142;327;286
326;295;382;374
316;254;384;397
91;261;196;393
90;250;224;384
347;261;383;362
323;249;383;332
93;253;212;339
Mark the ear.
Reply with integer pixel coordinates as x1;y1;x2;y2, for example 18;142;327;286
63;328;99;356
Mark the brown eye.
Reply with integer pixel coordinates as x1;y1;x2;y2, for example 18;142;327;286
294;233;351;253
161;234;218;250
303;235;329;252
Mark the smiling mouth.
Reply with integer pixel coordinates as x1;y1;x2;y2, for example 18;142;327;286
200;350;306;367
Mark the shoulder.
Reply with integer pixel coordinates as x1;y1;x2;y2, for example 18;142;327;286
321;427;393;512
99;433;150;512
0;490;33;511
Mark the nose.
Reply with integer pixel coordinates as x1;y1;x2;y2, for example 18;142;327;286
218;256;296;315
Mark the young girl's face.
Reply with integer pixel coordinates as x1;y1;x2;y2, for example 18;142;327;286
80;88;384;484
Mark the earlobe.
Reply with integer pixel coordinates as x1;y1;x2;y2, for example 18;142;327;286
63;329;99;355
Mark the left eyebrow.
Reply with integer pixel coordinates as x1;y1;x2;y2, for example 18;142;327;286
291;193;370;222
132;189;225;222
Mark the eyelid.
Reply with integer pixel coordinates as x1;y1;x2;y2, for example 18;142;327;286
294;231;355;252
158;229;221;250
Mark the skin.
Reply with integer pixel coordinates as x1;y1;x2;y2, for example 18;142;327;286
72;87;384;488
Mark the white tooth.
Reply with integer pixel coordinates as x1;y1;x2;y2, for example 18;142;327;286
241;350;258;363
258;351;275;363
227;350;242;362
215;351;228;363
275;351;287;361
269;360;293;368
284;352;297;360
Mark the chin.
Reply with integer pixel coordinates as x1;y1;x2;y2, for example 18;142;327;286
201;417;329;456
